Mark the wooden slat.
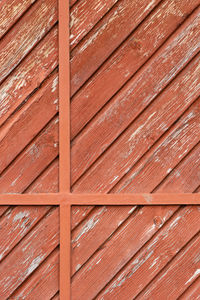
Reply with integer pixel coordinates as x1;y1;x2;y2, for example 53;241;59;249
111;98;200;193
70;0;118;49
0;0;37;39
72;205;136;274
0;116;59;193
0;26;58;127
10;248;59;299
137;233;200;299
154;143;200;193
72;58;200;192
179;277;200;300
71;18;200;185
71;0;199;139
71;144;200;287
0;207;59;299
71;205;177;299
25;158;59;193
0;205;50;262
96;206;200;299
0;0;57;84
0;72;58;174
70;0;161;95
0;28;57;128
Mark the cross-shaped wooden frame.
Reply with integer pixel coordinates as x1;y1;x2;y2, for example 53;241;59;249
0;0;199;299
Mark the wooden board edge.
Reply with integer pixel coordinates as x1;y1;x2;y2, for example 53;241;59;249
59;0;70;193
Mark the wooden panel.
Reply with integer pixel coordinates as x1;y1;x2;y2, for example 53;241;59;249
70;0;200;299
0;0;59;193
0;205;59;299
0;0;60;298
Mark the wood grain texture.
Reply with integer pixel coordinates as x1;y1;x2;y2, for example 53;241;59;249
0;207;59;299
179;277;200;300
70;0;118;49
0;0;57;84
10;248;59;299
71;17;200;185
0;0;200;298
70;0;161;95
0;26;58;127
0;0;37;39
0;116;59;193
0;0;60;297
70;1;200;299
72;59;200;192
70;0;199;139
137;233;200;299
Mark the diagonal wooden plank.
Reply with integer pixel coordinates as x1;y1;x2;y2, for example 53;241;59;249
71;0;199;139
0;0;37;39
10;248;59;299
71;151;200;280
70;0;119;49
0;207;59;299
0;205;51;262
72;58;200;192
136;233;200;299
0;71;58;174
71;13;200;185
70;0;161;95
96;206;200;299
0;26;58;127
179;277;200;300
25;158;59;193
0;0;57;85
0;116;58;193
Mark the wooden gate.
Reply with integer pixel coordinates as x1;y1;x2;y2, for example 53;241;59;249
0;0;199;299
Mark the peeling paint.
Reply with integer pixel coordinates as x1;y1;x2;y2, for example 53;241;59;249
26;255;44;276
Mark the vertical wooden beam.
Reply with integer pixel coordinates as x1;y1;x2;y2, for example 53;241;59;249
59;0;70;193
59;0;71;297
60;201;71;300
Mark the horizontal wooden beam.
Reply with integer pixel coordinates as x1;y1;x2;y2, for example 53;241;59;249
69;193;200;205
0;193;61;205
0;193;199;205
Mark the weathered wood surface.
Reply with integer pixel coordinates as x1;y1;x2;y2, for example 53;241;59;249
0;0;199;298
70;0;200;299
0;207;59;299
0;0;60;297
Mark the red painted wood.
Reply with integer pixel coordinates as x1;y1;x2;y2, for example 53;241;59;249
0;0;57;85
0;72;58;174
0;26;58;127
71;0;199;139
0;116;59;193
0;0;37;39
70;0;118;49
72;59;200;192
71;18;200;185
96;206;200;299
10;248;59;299
179;277;200;300
137;233;200;299
0;207;59;299
70;0;161;95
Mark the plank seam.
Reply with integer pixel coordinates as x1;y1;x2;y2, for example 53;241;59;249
152;140;200;193
0;206;54;264
70;0;164;99
0;19;58;87
71;54;200;190
0;0;38;41
135;230;200;299
109;94;200;194
93;205;183;299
